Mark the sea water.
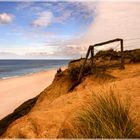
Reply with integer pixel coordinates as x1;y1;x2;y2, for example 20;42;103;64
0;59;70;79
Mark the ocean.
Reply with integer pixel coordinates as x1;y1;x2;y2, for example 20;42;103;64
0;59;70;79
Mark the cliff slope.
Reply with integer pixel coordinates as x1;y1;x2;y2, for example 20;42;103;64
1;49;140;138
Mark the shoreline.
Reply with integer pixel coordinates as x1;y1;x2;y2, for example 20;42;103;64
0;66;67;119
0;65;67;80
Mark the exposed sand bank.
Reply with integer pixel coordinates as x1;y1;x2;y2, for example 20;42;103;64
0;67;66;119
2;63;140;138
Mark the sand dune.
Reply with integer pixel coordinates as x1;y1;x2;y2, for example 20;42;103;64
1;63;140;138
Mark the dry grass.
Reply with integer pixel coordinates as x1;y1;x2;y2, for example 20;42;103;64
60;88;137;138
68;65;92;82
68;64;92;91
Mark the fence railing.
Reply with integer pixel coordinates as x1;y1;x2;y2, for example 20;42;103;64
78;38;125;82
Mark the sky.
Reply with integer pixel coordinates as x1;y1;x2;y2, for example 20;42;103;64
0;1;140;59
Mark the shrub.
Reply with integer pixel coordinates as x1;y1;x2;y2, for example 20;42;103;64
62;88;136;138
68;65;92;91
69;65;92;82
124;49;140;63
95;49;119;60
69;66;81;82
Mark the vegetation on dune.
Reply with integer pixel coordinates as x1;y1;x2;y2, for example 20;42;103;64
1;48;140;138
68;64;115;91
124;49;140;63
69;49;140;77
68;65;115;83
68;65;92;82
59;88;137;138
95;48;120;60
95;48;140;63
68;64;92;91
69;48;140;64
0;95;39;136
67;48;140;90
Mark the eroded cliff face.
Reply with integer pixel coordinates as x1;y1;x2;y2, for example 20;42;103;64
1;63;140;138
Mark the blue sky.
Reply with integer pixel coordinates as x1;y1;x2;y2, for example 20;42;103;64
0;1;140;59
0;1;96;59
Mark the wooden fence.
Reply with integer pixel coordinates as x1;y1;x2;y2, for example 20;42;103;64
78;38;125;82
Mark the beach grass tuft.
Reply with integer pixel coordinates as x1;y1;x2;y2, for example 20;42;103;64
60;88;136;138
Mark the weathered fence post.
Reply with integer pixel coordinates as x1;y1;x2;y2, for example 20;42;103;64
78;38;125;84
90;45;94;66
78;46;91;82
120;39;125;69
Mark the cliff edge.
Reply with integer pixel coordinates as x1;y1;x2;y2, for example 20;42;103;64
1;49;140;138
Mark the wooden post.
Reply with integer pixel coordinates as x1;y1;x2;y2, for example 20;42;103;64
93;46;94;66
93;38;122;47
78;38;125;85
93;38;125;69
90;45;96;72
120;39;125;69
78;46;91;82
90;46;94;66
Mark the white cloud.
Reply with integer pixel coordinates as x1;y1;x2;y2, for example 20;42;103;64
0;13;14;24
2;1;140;59
31;1;95;28
31;10;71;28
54;10;71;24
49;1;140;58
16;2;33;10
0;52;20;59
73;1;140;51
32;11;53;27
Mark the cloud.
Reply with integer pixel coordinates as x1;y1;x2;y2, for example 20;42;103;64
31;8;71;28
46;1;140;58
32;11;53;27
54;10;71;24
47;44;88;59
31;1;95;29
0;52;19;59
16;2;33;10
26;51;54;58
31;9;71;28
0;13;14;24
73;1;140;50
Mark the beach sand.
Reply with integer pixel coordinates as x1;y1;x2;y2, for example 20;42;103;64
0;67;66;119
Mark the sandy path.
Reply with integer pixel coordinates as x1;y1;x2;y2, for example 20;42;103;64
0;69;58;119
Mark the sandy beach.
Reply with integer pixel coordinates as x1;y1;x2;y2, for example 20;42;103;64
0;67;66;119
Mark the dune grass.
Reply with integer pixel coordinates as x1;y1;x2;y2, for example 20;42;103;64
61;88;136;138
